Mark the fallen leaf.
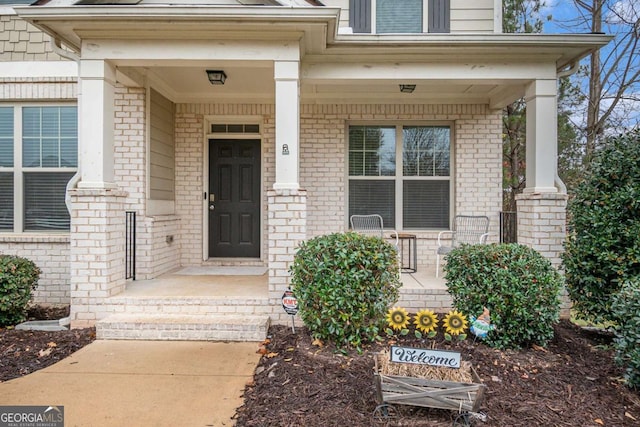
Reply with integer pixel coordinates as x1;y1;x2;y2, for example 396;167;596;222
47;342;57;348
266;352;279;358
284;358;293;362
286;347;295;352
532;344;548;353
594;419;604;425
256;346;268;355
625;412;637;421
260;338;271;346
38;348;52;358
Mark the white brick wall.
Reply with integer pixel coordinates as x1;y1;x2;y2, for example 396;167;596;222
69;188;127;327
0;236;70;305
175;103;502;273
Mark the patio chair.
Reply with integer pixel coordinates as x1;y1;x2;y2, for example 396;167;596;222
349;214;399;246
436;215;490;278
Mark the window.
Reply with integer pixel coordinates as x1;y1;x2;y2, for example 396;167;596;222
0;105;77;232
348;124;451;230
349;0;450;34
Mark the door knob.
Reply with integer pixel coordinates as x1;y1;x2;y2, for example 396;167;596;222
209;205;215;211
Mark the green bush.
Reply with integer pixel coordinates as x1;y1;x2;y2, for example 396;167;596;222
0;255;41;326
444;243;562;349
562;129;640;325
611;278;640;389
289;232;400;349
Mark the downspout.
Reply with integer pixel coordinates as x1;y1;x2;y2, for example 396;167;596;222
50;37;81;213
553;61;580;194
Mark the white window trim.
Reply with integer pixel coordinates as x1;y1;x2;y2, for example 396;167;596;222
346;121;455;231
0;102;77;234
371;0;429;34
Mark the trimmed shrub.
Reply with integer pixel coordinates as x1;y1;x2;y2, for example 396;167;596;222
611;278;640;389
289;232;400;349
445;243;562;349
0;255;41;326
562;129;640;324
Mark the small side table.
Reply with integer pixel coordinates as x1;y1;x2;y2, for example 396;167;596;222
391;233;417;273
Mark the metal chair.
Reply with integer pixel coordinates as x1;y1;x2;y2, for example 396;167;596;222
436;215;490;278
349;214;399;246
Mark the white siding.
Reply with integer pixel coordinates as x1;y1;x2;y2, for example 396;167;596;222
330;0;497;34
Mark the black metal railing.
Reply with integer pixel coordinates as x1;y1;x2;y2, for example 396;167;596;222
500;211;517;243
125;211;136;280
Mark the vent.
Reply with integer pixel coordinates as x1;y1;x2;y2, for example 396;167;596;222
211;124;260;134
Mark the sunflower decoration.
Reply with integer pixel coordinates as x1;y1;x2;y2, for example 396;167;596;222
413;309;439;338
443;310;468;341
386;307;410;334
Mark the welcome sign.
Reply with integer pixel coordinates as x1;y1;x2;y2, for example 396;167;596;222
390;346;461;369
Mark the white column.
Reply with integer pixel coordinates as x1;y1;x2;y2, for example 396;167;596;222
524;79;558;193
77;59;117;189
273;60;300;190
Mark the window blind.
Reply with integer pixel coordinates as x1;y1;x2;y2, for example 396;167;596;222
24;172;74;231
349;180;396;228
0;173;13;230
0;107;13;168
403;180;450;229
377;0;422;33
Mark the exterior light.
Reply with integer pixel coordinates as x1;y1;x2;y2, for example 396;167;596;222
399;84;416;93
206;70;227;85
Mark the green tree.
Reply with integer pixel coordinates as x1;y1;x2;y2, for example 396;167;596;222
562;129;640;324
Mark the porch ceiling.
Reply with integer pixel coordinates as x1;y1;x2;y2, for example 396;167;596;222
133;62;519;105
16;5;612;107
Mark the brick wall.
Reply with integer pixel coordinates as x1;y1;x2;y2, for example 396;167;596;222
174;103;502;272
0;235;70;305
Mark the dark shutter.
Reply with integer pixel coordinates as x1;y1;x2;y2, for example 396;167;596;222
349;0;371;33
428;0;450;33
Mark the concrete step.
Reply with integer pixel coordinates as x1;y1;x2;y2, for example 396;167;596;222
96;313;269;342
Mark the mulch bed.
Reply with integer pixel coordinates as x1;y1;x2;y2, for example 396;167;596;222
0;305;95;382
235;320;640;426
1;307;639;426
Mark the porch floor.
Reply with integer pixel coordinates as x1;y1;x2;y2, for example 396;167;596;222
119;267;446;298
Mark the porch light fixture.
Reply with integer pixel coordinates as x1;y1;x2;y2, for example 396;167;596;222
400;84;416;93
206;70;227;85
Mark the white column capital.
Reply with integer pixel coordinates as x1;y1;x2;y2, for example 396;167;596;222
525;79;557;99
274;61;299;80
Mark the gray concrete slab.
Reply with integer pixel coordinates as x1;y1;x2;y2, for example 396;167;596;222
0;340;261;427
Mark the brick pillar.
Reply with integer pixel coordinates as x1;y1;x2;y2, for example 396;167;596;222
69;188;128;328
267;189;307;308
516;192;570;317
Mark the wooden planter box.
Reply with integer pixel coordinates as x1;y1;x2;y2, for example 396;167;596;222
374;356;486;413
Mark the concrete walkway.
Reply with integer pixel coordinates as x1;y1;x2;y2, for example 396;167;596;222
0;340;261;427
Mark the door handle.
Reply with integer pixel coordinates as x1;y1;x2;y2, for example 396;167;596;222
209;205;215;211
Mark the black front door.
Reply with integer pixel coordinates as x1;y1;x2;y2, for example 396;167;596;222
209;139;261;258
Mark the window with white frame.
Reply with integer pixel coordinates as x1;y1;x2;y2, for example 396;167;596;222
0;105;77;232
348;124;451;230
